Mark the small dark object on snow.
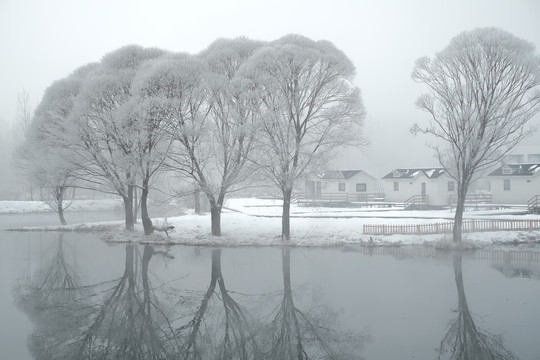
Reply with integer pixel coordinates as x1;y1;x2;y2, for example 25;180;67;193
153;225;175;238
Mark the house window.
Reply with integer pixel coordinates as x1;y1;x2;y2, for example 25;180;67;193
447;181;455;192
502;167;513;175
503;179;511;191
393;182;399;191
338;183;345;191
356;183;367;192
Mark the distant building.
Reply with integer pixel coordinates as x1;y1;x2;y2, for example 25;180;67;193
304;170;380;202
381;168;455;207
488;163;540;204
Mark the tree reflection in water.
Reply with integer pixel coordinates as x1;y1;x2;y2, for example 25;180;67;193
72;244;177;359
438;255;517;360
15;242;367;359
265;247;367;360
174;248;260;359
15;239;177;360
14;233;88;360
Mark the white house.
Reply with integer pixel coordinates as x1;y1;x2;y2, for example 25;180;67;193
304;170;379;202
381;168;456;207
487;163;540;205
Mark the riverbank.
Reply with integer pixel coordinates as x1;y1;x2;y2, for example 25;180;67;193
4;198;540;249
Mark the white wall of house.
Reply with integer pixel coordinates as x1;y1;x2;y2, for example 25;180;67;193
434;176;456;206
382;173;455;206
321;172;377;195
489;175;540;204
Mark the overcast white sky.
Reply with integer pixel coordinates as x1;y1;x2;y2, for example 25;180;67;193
1;0;539;176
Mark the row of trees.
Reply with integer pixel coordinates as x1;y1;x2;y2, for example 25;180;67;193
23;27;540;243
22;35;365;240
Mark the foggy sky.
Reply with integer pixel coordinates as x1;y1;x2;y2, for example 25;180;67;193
1;0;539;177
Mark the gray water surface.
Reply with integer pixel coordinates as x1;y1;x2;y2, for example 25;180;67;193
1;221;539;359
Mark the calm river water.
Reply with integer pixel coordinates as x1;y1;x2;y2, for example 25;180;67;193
1;213;540;359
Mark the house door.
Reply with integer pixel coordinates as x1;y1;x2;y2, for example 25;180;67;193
421;182;426;200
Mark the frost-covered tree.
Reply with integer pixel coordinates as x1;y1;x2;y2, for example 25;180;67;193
240;35;365;240
132;54;211;231
127;61;176;235
196;37;264;235
144;39;264;237
70;45;166;230
15;89;33;138
26;76;85;225
0;117;17;199
412;28;540;243
13;89;36;200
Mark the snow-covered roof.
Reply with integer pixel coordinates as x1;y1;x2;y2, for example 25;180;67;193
320;170;374;180
382;168;446;180
488;163;540;177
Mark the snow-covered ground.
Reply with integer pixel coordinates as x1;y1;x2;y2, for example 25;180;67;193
4;197;540;248
0;199;123;214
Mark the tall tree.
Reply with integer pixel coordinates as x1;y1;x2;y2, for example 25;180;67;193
412;27;540;243
26;77;84;225
13;89;36;199
15;89;33;139
70;45;166;230
133;53;211;235
196;37;264;235
124;59;177;234
240;34;365;240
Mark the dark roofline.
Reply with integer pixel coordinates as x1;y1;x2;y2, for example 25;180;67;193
382;168;446;179
487;163;540;177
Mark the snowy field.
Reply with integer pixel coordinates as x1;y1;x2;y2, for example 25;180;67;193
0;199;123;214
3;197;540;248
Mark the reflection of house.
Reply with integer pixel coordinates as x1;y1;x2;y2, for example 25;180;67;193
304;170;380;202
487;163;540;205
381;168;455;207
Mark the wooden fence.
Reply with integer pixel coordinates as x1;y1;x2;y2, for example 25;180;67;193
296;192;386;206
363;219;540;236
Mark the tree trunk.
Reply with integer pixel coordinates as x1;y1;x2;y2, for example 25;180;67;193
194;189;201;214
57;187;67;226
210;202;222;236
141;181;153;235
133;187;139;224
282;188;292;241
123;186;135;230
58;202;67;226
452;182;468;243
